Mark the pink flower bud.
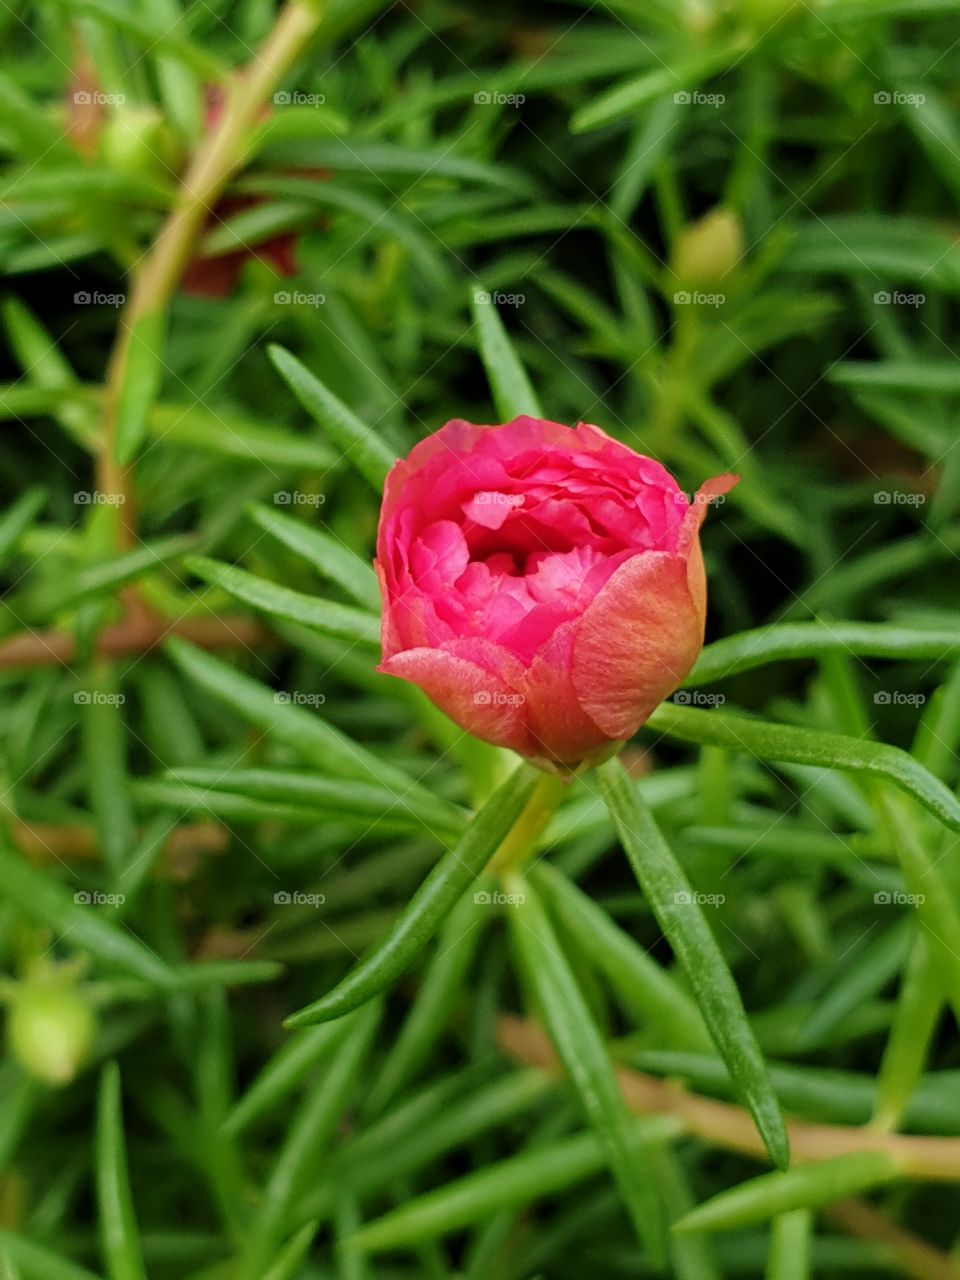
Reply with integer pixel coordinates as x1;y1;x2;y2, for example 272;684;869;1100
376;416;737;771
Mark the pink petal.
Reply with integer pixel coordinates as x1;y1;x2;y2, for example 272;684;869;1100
378;644;532;755
572;551;703;739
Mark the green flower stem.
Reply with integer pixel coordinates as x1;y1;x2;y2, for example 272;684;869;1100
487;772;568;877
98;0;326;540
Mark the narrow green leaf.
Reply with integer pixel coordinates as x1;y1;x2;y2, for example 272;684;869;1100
0;1232;101;1280
571;45;741;133
509;875;667;1262
81;662;134;879
243;1003;380;1277
598;758;789;1170
20;534;194;619
471;291;542;420
0;841;176;988
349;1115;679;1252
797;919;912;1048
285;764;537;1027
222;1017;356;1139
149;767;464;838
830;361;960;393
185;555;379;645
164;638;434;803
0;488;46;573
268;345;396;490
646;703;960;835
96;1063;147;1280
532;861;711;1051
674;1151;900;1234
689;622;959;688
366;890;488;1113
248;502;380;610
261;1221;320;1280
147;402;337;470
115;311;166;465
874;936;944;1131
912;659;960;780
766;1209;812;1280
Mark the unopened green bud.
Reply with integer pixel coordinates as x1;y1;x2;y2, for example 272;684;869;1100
671;208;744;287
9;981;95;1087
99;108;180;179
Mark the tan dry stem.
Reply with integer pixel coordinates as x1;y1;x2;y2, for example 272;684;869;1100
97;1;326;538
497;1015;960;1181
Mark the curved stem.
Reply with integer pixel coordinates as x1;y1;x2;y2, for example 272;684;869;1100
97;0;326;541
498;1015;960;1182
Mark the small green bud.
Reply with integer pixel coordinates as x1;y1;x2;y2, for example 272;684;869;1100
99;107;180;179
9;981;95;1087
671;208;745;288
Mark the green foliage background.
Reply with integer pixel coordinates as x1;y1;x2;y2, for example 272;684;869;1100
1;0;960;1276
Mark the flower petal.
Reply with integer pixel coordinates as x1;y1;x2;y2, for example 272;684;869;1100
571;551;703;740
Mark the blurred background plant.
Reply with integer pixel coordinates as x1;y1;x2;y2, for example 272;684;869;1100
2;0;960;1276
